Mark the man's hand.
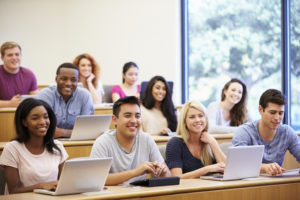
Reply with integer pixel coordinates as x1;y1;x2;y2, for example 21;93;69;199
9;95;21;107
261;163;285;175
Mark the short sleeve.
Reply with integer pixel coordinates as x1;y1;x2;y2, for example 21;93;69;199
147;135;164;163
165;137;183;169
54;140;68;163
90;135;110;158
28;70;38;92
0;142;19;168
111;85;120;95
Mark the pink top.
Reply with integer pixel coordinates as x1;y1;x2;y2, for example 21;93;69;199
0;140;68;194
111;85;141;98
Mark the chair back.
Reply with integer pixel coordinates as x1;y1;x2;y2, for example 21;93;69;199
103;85;113;103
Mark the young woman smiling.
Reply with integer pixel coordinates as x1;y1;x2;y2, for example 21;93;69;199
73;53;104;104
141;76;177;135
0;98;68;194
166;101;226;178
207;78;250;133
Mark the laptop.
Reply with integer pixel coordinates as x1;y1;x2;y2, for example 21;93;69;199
34;157;112;195
61;115;112;141
200;145;264;181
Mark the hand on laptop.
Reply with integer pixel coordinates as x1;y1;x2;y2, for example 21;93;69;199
159;128;172;136
261;163;285;176
206;162;226;174
38;181;58;191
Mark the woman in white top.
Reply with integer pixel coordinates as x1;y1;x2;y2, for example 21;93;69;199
141;76;177;135
207;78;249;133
0;98;68;194
73;53;104;104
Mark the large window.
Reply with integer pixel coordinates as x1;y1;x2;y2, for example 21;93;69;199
291;0;300;130
187;0;282;120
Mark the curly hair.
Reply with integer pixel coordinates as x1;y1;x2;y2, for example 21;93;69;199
73;53;100;88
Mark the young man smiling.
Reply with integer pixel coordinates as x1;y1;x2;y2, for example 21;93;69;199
233;89;300;175
0;41;38;108
38;63;94;138
90;96;171;185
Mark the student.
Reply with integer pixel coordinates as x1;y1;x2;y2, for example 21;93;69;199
207;78;249;133
111;62;140;102
38;63;94;138
141;76;177;135
232;89;300;176
165;101;226;178
0;41;38;108
0;98;68;194
90;96;171;185
73;53;104;104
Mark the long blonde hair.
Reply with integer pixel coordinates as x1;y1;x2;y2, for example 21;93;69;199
177;101;213;166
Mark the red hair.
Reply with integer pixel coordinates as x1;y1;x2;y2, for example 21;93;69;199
73;53;100;88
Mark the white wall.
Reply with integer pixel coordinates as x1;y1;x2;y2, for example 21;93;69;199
0;0;182;104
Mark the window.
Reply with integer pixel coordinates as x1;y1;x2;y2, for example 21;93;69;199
187;0;281;120
291;0;300;130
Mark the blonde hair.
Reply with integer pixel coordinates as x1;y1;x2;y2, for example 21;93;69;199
1;41;21;56
177;101;213;166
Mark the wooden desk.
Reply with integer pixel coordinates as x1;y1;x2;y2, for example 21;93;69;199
0;106;114;142
0;107;16;142
1;177;300;199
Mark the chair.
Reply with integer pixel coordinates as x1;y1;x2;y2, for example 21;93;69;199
0;166;5;195
219;142;232;157
103;85;113;103
158;145;167;161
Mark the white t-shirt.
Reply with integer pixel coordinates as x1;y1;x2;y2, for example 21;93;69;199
0;140;68;194
141;105;168;135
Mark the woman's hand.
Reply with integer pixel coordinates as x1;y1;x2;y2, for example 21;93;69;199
38;181;58;190
206;162;226;174
87;73;95;83
199;131;214;144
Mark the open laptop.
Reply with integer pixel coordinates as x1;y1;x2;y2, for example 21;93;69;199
61;115;112;141
34;157;112;195
200;145;264;181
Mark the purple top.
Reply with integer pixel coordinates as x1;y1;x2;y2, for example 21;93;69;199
0;65;38;100
111;85;141;98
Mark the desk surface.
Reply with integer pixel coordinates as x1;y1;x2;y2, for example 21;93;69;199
1;176;300;200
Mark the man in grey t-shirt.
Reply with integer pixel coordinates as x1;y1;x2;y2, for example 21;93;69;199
90;96;170;185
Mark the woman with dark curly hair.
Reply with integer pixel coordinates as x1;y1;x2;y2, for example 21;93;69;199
207;78;250;133
0;98;68;194
141;76;177;135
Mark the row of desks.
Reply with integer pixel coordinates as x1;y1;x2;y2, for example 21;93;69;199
2;176;300;199
0;105;113;142
0;134;299;170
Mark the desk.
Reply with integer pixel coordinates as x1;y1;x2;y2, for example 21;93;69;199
0;106;114;142
1;177;300;199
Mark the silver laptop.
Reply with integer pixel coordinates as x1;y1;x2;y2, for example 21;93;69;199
200;145;264;181
34;157;112;195
62;115;112;141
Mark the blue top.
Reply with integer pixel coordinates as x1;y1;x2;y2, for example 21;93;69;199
232;120;300;166
38;85;94;129
166;137;215;173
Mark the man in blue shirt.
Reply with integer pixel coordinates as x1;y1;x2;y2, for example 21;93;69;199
38;63;94;138
233;89;300;175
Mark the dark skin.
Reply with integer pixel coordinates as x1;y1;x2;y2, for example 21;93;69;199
53;68;79;138
4;106;64;194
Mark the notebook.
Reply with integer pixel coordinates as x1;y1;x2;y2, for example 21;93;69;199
34;157;112;195
61;115;112;141
200;145;264;181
